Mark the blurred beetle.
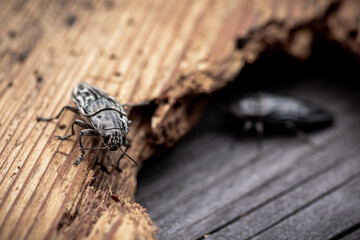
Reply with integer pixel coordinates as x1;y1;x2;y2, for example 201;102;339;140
228;92;333;146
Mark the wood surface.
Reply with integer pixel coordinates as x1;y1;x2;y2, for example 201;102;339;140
0;0;359;239
137;61;360;239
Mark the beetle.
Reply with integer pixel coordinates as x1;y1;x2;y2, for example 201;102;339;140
228;92;333;146
37;82;141;169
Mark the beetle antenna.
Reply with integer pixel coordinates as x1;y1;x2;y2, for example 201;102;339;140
119;147;142;167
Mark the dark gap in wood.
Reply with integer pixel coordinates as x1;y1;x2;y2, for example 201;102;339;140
328;222;360;240
0;81;14;99
57;208;79;232
65;14;77;27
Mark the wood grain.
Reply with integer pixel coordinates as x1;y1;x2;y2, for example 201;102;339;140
0;0;359;239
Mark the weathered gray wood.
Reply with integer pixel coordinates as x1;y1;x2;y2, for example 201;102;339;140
206;150;360;240
251;177;360;240
136;77;360;240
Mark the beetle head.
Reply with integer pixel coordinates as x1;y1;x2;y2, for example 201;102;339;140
99;129;141;167
102;129;126;151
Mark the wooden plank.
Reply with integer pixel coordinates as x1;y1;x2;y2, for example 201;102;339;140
251;176;360;240
136;77;360;240
206;149;360;239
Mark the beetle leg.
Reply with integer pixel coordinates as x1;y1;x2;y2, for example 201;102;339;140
116;140;130;172
243;121;253;132
255;121;264;156
255;121;264;137
116;146;128;172
36;105;78;122
73;129;99;165
284;122;319;149
55;120;92;140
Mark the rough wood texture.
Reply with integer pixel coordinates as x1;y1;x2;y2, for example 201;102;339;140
0;0;359;239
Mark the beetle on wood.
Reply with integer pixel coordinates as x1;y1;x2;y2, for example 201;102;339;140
228;92;333;146
37;82;141;169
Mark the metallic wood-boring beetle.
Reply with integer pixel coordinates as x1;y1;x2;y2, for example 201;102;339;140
229;92;333;143
37;82;141;168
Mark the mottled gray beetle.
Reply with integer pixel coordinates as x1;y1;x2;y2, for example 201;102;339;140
37;82;141;168
229;92;333;142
